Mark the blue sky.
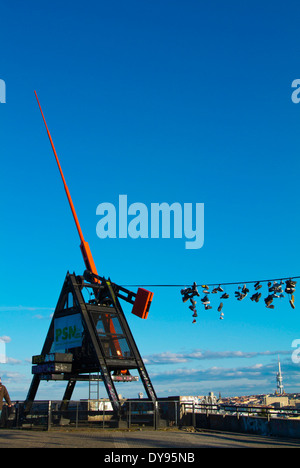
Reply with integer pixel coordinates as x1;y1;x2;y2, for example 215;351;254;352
1;0;300;401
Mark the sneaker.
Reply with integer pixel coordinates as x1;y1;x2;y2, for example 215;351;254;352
269;282;283;294
217;285;224;292
290;295;295;309
220;293;229;299
201;295;210;304
192;319;196;324
269;281;278;291
205;305;212;310
264;295;273;304
238;293;247;301
286;279;297;291
181;287;193;295
217;302;223;312
183;283;199;297
255;293;261;303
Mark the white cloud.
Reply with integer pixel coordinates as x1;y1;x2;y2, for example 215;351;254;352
5;357;22;365
141;349;300;396
0;336;11;343
33;314;53;320
143;349;291;365
0;306;54;312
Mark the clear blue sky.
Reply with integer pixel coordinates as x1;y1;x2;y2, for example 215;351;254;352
1;0;300;401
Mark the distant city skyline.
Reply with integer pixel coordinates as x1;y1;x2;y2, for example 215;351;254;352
1;1;300;401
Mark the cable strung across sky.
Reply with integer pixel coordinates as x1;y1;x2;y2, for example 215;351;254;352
124;275;300;288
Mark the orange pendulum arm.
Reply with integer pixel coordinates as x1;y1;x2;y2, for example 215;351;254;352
35;92;153;321
34;91;124;356
34;91;99;279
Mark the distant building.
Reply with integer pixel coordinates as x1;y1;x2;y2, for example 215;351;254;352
264;395;289;407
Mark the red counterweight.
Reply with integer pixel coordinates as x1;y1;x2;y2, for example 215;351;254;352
132;288;154;320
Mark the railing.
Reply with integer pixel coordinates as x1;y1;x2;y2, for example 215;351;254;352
181;401;300;422
2;399;300;431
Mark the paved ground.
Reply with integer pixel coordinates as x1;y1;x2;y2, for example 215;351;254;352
0;428;299;448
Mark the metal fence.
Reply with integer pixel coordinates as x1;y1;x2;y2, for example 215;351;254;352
1;399;179;430
2;399;300;431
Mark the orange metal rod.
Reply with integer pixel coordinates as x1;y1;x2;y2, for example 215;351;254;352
34;91;99;277
34;92;125;358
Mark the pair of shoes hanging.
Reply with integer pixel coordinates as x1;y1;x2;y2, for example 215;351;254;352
250;292;262;302
290;295;296;309
189;298;198;317
254;281;262;290
201;295;210;305
181;282;200;303
285;279;296;295
286;279;296;309
211;285;224;294
269;280;284;294
264;294;275;309
235;284;249;301
285;279;296;292
201;295;212;312
285;279;297;309
190;298;198;323
218;302;224;320
220;292;229;299
180;283;201;323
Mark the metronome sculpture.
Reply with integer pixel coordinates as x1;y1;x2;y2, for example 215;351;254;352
24;93;157;416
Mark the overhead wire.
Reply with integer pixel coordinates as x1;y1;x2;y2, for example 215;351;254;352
123;275;300;288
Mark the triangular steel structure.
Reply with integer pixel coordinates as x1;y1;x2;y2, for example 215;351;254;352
24;272;157;416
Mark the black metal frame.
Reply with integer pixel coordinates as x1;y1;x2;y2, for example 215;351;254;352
24;272;157;417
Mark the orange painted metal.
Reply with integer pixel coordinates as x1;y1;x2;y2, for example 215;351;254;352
34;91;99;281
34;92;128;359
34;91;153;324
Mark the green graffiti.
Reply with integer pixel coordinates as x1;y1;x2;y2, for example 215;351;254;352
55;326;81;342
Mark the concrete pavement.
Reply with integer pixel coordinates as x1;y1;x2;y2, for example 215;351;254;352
0;428;299;448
